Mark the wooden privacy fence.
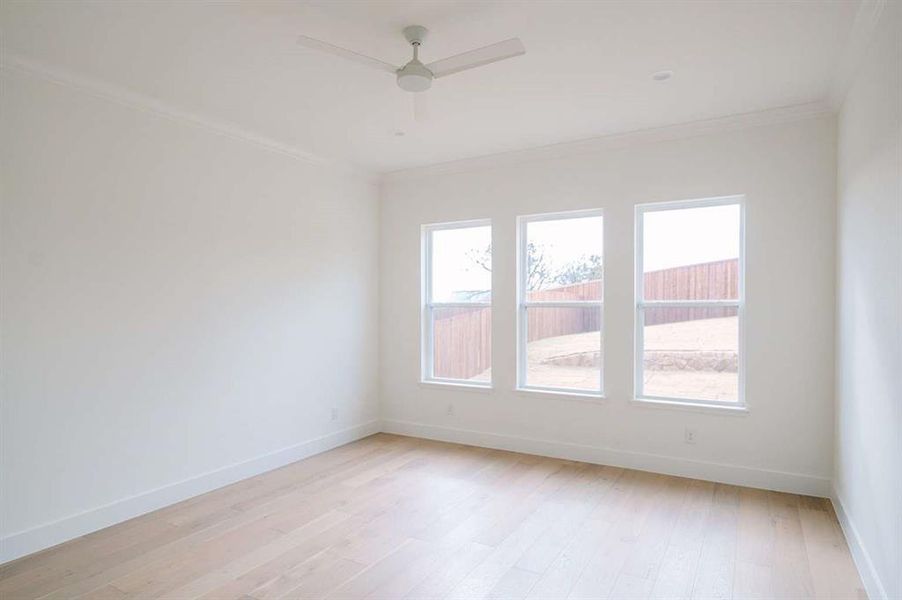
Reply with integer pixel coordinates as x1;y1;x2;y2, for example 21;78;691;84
432;306;492;381
433;258;739;380
643;258;739;325
527;281;601;342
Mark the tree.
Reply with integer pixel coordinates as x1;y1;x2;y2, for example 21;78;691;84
554;254;603;286
466;243;553;291
467;245;602;292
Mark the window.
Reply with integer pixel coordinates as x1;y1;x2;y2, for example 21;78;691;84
517;210;604;396
421;220;492;387
635;197;744;407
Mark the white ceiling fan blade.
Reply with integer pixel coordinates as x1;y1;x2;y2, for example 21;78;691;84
426;38;525;79
296;35;398;74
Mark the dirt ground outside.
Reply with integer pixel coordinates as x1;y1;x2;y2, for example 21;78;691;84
475;316;739;401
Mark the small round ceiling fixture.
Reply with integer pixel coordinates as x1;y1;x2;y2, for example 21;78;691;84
397;60;433;92
652;70;673;82
394;130;406;137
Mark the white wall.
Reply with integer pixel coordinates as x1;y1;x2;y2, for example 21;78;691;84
0;68;380;561
380;115;837;496
834;3;902;599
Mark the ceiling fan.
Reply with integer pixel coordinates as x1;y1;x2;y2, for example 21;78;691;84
297;25;525;93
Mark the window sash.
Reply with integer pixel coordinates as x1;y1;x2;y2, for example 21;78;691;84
518;303;604;395
426;302;491;309
635;305;743;407
422;303;492;385
421;220;492;386
516;209;605;396
638;300;739;308
522;300;602;308
634;196;745;407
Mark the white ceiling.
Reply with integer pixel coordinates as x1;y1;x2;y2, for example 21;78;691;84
1;1;861;173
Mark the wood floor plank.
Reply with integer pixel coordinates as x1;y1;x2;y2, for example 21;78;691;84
159;510;352;599
443;516;552;597
619;475;692;582
649;479;715;600
798;500;867;599
258;550;366;600
75;584;127;600
734;559;774;600
0;434;865;600
769;492;817;600
567;470;663;600
525;510;612;599
516;465;619;575
736;487;776;568
362;541;456;599
486;566;541;599
325;538;430;599
403;541;493;600
688;483;741;600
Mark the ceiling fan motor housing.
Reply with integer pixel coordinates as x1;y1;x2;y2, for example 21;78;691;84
397;60;433;92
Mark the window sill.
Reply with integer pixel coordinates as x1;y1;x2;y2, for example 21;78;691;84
419;380;493;394
631;396;749;416
516;387;605;404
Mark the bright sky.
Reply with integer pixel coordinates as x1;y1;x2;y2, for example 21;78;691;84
431;225;492;301
643;204;740;272
527;216;603;289
430;206;739;299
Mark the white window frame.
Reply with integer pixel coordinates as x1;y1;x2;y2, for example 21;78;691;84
421;219;493;388
516;209;605;398
634;195;746;409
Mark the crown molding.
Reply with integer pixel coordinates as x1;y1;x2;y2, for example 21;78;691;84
0;52;376;181
829;0;887;110
382;101;835;184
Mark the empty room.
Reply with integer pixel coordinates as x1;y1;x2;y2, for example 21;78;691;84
1;1;900;599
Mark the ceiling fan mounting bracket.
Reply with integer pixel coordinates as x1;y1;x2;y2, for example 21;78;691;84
402;25;429;46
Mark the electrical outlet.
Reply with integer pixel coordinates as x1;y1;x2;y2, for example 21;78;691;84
331;407;338;421
446;403;455;417
684;428;697;444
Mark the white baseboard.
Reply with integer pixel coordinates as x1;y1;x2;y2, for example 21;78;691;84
381;419;831;497
0;420;381;565
831;489;888;600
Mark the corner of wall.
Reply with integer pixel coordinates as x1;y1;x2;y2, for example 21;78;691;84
831;488;889;600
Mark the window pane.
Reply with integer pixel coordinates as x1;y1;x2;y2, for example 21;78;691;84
431;225;491;302
433;307;491;382
641;306;738;402
526;215;603;301
525;306;601;392
642;204;739;301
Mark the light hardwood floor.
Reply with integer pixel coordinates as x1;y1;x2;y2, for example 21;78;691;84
0;434;865;600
